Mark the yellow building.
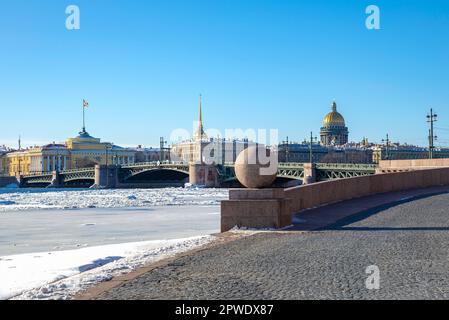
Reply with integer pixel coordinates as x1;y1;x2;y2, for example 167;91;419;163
5;129;137;176
0;148;9;175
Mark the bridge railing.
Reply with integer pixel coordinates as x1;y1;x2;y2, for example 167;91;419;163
278;163;305;168
121;161;189;168
23;172;53;178
61;168;96;174
315;163;377;171
23;167;95;178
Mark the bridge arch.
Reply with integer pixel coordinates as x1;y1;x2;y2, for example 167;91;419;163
63;177;95;188
123;168;189;187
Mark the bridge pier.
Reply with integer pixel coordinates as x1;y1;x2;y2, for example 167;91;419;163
189;163;220;188
48;171;61;188
0;176;20;188
93;165;119;189
303;163;316;185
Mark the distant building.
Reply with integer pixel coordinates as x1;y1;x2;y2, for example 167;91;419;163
170;96;255;164
371;144;449;163
171;138;254;164
0;146;9;175
4;128;137;176
278;141;373;164
320;101;349;146
279;99;449;164
132;146;166;163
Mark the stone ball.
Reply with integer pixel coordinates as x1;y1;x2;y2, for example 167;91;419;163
235;146;278;189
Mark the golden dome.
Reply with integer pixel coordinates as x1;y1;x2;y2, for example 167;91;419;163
323;101;345;127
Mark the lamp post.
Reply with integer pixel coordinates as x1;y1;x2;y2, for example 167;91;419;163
282;136;290;163
308;132;318;163
427;108;438;159
382;134;391;160
105;144;113;187
160;137;167;163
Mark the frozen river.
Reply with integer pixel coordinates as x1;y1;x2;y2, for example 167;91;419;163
0;206;222;256
0;187;229;299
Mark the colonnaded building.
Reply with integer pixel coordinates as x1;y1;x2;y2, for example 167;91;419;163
2;128;161;176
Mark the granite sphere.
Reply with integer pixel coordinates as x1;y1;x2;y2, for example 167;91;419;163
235;146;278;189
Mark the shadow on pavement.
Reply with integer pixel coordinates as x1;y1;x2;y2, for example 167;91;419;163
318;191;449;231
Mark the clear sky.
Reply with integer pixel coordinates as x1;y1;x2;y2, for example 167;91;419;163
1;0;449;148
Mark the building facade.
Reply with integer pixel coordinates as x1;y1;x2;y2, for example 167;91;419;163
320;101;349;146
371;145;449;163
0;147;9;175
170;97;255;164
278;142;374;164
5;129;138;176
171;138;254;164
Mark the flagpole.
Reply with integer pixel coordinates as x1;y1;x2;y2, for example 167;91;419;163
82;101;85;132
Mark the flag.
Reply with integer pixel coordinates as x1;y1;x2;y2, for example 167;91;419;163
83;99;89;108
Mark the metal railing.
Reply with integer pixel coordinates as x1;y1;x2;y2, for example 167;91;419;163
316;163;377;170
121;161;188;168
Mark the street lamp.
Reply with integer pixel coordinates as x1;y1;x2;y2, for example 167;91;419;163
427;108;438;159
307;132;318;163
282;136;290;163
381;134;391;160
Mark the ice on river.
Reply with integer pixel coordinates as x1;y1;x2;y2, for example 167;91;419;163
0;187;229;212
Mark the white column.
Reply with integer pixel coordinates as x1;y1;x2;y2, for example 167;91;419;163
52;156;56;171
41;157;45;173
46;156;50;172
57;156;61;171
63;156;67;170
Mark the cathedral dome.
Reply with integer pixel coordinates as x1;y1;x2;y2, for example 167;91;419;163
323;101;345;127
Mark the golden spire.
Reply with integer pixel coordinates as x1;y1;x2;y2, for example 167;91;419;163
199;94;203;126
194;94;207;141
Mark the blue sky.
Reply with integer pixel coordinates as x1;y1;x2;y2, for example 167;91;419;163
1;0;449;148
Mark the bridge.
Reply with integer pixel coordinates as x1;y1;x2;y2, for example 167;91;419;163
20;162;377;188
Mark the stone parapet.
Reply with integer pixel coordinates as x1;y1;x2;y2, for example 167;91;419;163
378;158;449;171
221;166;449;232
285;167;449;213
221;188;293;232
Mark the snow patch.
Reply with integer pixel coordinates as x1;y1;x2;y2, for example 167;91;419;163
2;235;215;300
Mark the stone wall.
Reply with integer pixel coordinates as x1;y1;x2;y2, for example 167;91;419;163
378;158;449;171
222;167;449;232
285;167;449;213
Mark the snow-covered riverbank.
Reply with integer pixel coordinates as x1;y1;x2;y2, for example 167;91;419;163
2;236;215;300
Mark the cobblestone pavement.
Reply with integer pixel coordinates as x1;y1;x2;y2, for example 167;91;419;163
96;192;449;300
